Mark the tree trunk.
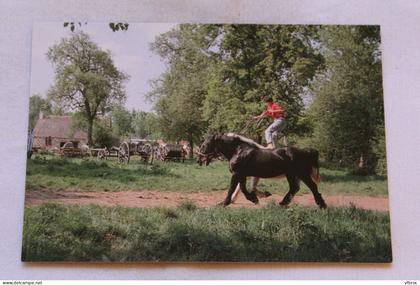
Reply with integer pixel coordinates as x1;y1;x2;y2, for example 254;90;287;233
83;97;94;147
87;117;93;146
358;154;365;169
188;134;194;160
357;150;370;175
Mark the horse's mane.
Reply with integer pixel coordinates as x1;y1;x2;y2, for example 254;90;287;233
225;133;266;149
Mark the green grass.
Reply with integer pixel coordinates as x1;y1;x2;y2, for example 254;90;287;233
22;203;392;262
26;154;388;196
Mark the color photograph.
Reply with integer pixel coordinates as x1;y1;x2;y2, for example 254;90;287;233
22;22;391;263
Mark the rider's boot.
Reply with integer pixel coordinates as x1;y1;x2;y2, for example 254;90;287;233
266;143;274;149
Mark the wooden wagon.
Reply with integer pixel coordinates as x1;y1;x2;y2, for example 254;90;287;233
59;141;87;157
129;139;156;163
154;143;185;162
91;142;130;163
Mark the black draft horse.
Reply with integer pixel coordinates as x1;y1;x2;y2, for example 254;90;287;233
197;133;327;209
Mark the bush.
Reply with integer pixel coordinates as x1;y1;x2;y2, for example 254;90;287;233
92;121;116;148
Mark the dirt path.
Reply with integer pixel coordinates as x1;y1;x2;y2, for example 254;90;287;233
25;189;389;211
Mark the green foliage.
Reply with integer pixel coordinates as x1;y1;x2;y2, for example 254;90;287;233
372;129;387;176
22;203;392;262
70;112;115;147
92;120;115;148
28;95;52;129
70;111;88;131
47;31;128;145
131;110;161;139
73;103;163;142
148;24;387;174
205;25;324;135
111;105;133;138
149;24;215;147
26;155;387;196
309;26;384;174
150;24;324;143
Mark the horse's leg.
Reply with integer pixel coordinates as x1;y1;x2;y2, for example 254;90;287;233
221;174;240;206
239;176;259;204
251;176;259;191
279;174;300;206
301;175;327;209
230;183;241;203
251;177;263;197
251;177;272;198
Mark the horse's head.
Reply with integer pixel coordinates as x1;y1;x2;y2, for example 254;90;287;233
196;134;221;166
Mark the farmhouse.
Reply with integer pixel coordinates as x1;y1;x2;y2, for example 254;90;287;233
32;114;87;150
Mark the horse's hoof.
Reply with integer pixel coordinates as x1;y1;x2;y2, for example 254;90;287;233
279;201;290;208
217;201;230;207
319;203;327;209
249;192;259;205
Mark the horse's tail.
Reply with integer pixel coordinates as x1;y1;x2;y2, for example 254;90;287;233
309;149;321;184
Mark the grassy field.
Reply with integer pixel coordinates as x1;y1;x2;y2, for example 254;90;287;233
26;154;388;196
22;202;392;262
23;155;391;262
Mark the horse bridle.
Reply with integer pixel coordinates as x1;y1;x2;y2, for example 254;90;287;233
195;150;221;165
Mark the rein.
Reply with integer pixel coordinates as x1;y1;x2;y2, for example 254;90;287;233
195;150;217;159
196;146;228;163
239;118;264;135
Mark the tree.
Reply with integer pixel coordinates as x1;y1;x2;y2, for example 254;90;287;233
201;25;324;141
92;120;115;148
309;26;384;173
150;24;324;148
111;105;133;138
47;31;128;145
149;24;217;149
131;111;161;139
28;95;52;129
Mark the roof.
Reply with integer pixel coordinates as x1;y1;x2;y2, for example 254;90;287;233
33;115;87;140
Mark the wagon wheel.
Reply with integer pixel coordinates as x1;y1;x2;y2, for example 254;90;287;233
149;147;154;164
154;147;161;161
118;142;130;164
155;146;165;161
138;144;149;162
143;143;154;164
161;146;169;162
151;146;161;163
118;150;130;163
97;148;108;160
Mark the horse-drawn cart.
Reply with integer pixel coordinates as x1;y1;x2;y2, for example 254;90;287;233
91;142;130;163
59;141;87;157
90;139;187;164
129;139;156;163
154;143;185;162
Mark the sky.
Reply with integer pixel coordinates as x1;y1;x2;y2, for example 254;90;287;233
30;22;176;112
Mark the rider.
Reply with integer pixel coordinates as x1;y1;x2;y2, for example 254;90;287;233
253;96;287;149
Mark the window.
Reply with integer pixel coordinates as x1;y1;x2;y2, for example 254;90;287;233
45;136;52;146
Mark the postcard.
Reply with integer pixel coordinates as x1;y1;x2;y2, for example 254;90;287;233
22;22;391;262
